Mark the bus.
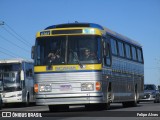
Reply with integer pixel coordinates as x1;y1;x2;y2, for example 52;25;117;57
32;23;144;111
0;58;34;106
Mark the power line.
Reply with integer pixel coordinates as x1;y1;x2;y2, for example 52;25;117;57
0;46;25;59
0;50;17;58
2;26;31;48
4;22;33;46
0;34;30;53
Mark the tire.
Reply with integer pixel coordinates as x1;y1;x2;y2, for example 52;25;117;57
0;99;2;110
105;103;110;110
130;85;138;107
122;92;137;107
130;93;138;107
25;93;30;107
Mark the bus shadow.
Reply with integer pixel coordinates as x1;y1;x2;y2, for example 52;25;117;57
2;102;36;108
41;103;143;113
39;104;144;117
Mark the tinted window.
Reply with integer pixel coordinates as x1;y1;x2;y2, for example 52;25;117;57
0;64;20;72
137;48;143;62
118;41;125;57
4;73;9;77
104;40;111;66
35;36;101;65
125;44;131;59
131;46;137;61
25;63;33;78
110;38;118;55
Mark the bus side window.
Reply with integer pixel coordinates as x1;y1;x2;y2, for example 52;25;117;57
26;67;33;78
125;44;131;59
118;41;125;57
104;40;111;66
110;38;118;55
137;48;143;63
131;46;137;61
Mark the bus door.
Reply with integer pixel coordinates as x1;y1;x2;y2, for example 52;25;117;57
102;37;112;102
102;37;112;67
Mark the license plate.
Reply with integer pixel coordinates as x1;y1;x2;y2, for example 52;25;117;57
60;85;72;91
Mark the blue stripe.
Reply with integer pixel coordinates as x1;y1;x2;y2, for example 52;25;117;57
34;70;101;74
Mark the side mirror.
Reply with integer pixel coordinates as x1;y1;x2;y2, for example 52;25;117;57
31;46;35;59
20;70;24;81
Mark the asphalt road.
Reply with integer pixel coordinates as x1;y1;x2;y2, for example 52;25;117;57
0;102;160;120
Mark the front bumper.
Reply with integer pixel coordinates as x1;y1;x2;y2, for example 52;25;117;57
35;92;105;105
2;97;23;103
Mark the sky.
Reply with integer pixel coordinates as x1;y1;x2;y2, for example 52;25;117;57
0;0;160;85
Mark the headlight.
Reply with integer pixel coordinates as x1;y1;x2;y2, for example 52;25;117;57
39;84;52;92
17;94;22;97
10;95;16;97
81;82;94;91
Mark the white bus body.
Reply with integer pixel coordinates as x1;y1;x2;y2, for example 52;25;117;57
0;58;34;105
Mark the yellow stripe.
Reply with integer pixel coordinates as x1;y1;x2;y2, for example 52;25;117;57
36;28;102;38
34;64;102;73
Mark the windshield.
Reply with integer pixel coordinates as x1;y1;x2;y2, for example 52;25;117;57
0;63;22;92
2;72;21;92
35;35;101;66
0;63;20;72
144;85;156;90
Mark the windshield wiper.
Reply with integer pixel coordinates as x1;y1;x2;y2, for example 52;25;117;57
70;49;83;68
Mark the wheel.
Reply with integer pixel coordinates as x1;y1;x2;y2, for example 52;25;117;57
129;85;138;107
105;103;110;110
130;93;138;107
122;93;137;107
25;93;30;107
0;99;2;110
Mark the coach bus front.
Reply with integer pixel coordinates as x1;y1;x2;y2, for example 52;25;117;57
34;26;111;111
0;63;23;103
